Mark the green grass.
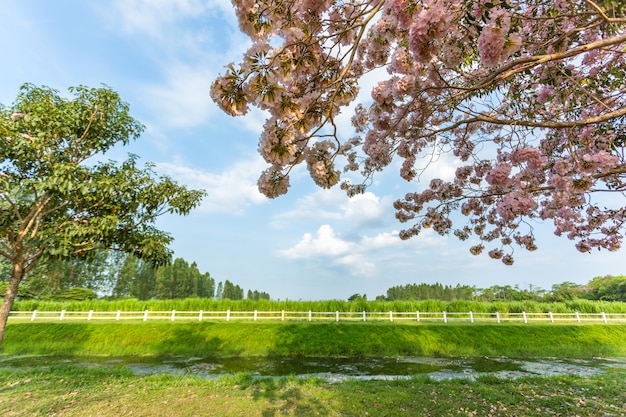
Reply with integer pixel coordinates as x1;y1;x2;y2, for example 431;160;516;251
2;322;625;416
1;364;624;416
12;297;626;314
3;322;626;358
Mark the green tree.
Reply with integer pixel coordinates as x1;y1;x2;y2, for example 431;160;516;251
584;275;626;301
222;280;243;300
0;84;205;345
130;257;156;301
347;293;365;302
155;258;195;299
112;254;156;300
247;289;270;301
22;249;116;298
191;262;214;298
549;282;584;302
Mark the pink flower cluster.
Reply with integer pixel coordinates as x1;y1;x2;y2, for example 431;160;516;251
476;7;520;67
407;1;450;63
257;166;290;198
305;141;341;189
485;163;512;187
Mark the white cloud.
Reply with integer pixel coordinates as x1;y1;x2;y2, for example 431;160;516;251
342;192;387;223
335;254;376;277
157;156;267;214
100;0;255;131
279;225;354;258
100;0;245;58
104;0;226;37
142;64;216;128
273;187;392;228
277;225;375;277
360;231;403;249
276;224;445;278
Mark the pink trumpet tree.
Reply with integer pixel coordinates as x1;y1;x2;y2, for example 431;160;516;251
212;0;626;264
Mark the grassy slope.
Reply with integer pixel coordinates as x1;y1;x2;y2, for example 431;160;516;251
3;321;626;358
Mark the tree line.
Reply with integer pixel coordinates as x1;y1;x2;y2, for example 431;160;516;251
0;251;269;302
375;276;626;303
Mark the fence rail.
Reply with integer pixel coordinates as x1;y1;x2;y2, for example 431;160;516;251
7;310;626;323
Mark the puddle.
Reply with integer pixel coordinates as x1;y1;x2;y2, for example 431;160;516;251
1;355;625;382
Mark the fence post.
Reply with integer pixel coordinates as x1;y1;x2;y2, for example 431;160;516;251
443;311;447;324
469;311;474;323
549;312;554;323
254;310;258;321
88;310;93;321
60;310;65;321
390;311;393;322
308;310;312;322
363;310;366;322
116;310;121;321
143;310;149;321
31;310;37;321
416;311;420;322
575;311;580;323
336;311;339;322
496;311;501;324
281;310;285;321
199;310;203;321
602;312;607;323
171;310;176;321
522;311;527;324
226;310;231;321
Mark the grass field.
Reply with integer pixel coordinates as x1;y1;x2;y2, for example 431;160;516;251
2;321;625;416
1;363;625;416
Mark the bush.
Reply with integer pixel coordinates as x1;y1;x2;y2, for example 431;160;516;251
0;282;37;300
56;288;98;301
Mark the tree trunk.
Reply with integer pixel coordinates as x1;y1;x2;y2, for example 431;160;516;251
0;262;24;347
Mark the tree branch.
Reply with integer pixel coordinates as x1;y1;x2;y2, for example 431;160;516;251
474;106;626;128
470;32;626;93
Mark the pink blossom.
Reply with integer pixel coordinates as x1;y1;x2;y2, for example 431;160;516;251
469;244;484;255
485;164;511;186
511;147;546;170
441;42;463;68
389;47;414;74
536;86;554;104
478;26;507;67
305;141;341;188
387;0;411;27
408;1;449;63
217;0;626;265
501;254;514;265
257;167;290;198
363;130;392;167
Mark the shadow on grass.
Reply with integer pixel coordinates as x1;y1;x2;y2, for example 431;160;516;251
154;323;241;357
264;322;426;357
2;323;96;355
231;375;332;417
262;322;626;358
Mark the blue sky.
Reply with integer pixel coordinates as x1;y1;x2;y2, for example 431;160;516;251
1;1;623;300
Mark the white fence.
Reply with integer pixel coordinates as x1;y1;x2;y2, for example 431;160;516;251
7;310;626;323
